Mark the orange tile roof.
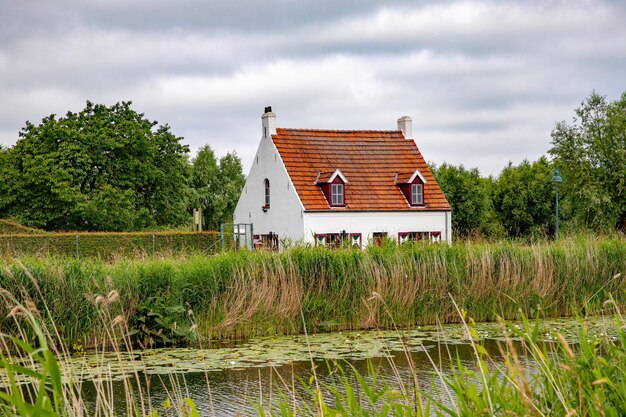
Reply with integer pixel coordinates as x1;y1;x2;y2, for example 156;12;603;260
396;172;418;184
273;128;451;211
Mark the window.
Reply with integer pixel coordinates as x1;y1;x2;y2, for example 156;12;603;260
317;169;347;207
399;231;427;244
254;232;279;251
397;169;427;207
398;231;442;244
411;183;423;205
264;179;270;208
372;232;387;246
315;232;361;249
331;183;344;206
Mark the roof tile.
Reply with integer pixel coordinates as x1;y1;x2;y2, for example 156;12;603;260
273;128;450;211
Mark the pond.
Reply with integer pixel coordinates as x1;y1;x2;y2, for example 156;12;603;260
5;316;620;416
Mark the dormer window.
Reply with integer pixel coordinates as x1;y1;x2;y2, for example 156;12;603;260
411;183;423;205
396;169;427;207
331;183;344;205
315;169;347;207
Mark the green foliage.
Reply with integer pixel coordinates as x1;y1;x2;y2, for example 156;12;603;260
189;146;246;229
431;163;503;238
0;231;222;259
432;157;558;240
0;235;624;347
190;145;219;226
1;101;191;231
550;91;626;231
0;298;201;416
492;157;556;238
128;294;192;349
0;146;17;218
269;360;418;416
438;311;626;417
0;336;66;416
320;361;416;416
429;90;626;239
213;152;246;227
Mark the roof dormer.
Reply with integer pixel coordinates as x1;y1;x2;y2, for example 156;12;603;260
395;169;427;207
315;169;347;207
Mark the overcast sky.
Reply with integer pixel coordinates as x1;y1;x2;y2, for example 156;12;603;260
1;0;625;176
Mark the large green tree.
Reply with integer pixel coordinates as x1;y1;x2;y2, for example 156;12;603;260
549;91;626;231
492;157;556;238
431;163;502;238
2;101;191;231
189;146;245;229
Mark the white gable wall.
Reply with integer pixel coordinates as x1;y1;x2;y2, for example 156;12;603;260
233;135;305;243
303;210;452;245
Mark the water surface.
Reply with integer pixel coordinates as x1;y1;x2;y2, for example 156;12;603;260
7;316;621;416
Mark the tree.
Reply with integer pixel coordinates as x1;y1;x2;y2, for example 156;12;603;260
431;163;502;238
189;147;245;229
213;152;246;227
549;91;626;231
492;158;555;238
2;101;191;231
190;145;219;228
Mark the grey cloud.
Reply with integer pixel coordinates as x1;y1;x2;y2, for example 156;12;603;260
0;0;625;176
0;0;412;40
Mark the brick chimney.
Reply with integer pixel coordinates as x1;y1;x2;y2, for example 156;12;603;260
397;116;412;140
262;106;277;139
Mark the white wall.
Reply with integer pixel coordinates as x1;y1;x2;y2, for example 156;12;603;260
303;210;452;245
233;135;305;244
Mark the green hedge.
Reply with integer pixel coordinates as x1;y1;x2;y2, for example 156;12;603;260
0;231;223;259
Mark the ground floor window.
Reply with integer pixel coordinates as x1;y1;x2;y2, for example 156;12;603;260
398;231;442;244
315;232;362;249
372;232;388;246
253;232;279;251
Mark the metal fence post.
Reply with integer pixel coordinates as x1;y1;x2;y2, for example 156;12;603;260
75;233;79;258
152;234;156;254
220;223;224;253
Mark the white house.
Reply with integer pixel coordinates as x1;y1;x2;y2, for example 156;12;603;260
233;107;452;249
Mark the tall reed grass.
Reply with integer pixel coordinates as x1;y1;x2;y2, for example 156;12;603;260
0;234;625;348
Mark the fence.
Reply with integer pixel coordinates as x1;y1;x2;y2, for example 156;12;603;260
0;231;223;259
221;223;253;250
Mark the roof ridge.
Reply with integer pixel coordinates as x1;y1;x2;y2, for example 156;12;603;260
277;127;403;134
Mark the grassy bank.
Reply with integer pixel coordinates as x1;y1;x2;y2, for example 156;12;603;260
0;219;45;235
0;234;625;348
